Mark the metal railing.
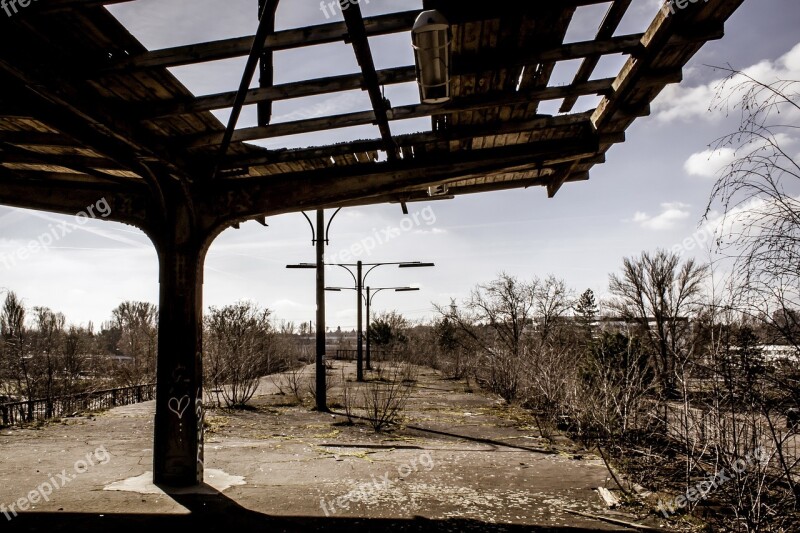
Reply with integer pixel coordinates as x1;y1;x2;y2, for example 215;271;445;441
333;349;396;361
0;384;156;427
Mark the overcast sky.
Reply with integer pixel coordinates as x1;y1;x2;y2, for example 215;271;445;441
0;0;798;330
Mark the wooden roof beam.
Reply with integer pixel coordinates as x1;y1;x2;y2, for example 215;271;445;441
560;0;633;113
0;144;126;171
0;131;76;146
338;167;558;208
142;34;642;120
185;78;614;148
98;0;619;75
217;134;601;221
451;33;642;74
342;1;397;161
142;66;417;120
227;136;608;182
242;137;602;191
257;0;280;127
97;10;421;75
0;53;196;182
0;167;126;186
591;0;745;131
212;0;280;179
546;160;580;198
0;75;186;216
0;144;135;186
519;5;578;108
222;112;595;168
0;168;150;229
35;0;137;13
293;165;590;212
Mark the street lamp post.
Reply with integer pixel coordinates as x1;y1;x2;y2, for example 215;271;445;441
315;210;326;409
318;261;433;381
365;285;371;371
356;261;364;381
286;208;343;412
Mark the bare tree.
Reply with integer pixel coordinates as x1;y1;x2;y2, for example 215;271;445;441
430;316;475;379
522;276;575;420
31;306;65;412
609;249;708;397
360;364;414;432
111;301;158;386
204;301;278;408
698;71;800;530
0;292;30;404
533;275;573;342
62;325;89;393
705;69;800;352
436;273;535;402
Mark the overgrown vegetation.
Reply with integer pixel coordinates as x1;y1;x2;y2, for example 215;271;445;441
0;295;308;415
339;362;415;431
411;70;800;532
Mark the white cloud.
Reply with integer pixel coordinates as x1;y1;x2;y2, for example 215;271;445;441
631;202;691;230
684;133;797;179
273;92;364;123
684;147;737;178
653;42;800;123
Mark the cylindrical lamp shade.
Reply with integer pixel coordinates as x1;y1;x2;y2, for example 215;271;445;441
412;10;451;104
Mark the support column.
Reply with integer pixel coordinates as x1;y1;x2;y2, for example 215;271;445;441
153;227;206;486
314;209;327;411
356;261;364;382
366;287;372;370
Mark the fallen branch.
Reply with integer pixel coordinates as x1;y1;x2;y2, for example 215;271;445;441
564;509;661;532
597;444;632;497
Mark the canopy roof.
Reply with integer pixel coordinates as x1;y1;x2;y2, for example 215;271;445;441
0;0;745;230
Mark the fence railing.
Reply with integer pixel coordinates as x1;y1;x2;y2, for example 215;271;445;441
0;384;156;427
333;349;397;361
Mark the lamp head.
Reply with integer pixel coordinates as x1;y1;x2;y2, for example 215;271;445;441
412;10;451;104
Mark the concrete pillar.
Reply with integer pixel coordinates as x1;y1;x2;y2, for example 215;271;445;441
153;239;205;486
151;186;207;486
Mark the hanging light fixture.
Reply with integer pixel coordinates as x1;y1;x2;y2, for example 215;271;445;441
412;9;451;104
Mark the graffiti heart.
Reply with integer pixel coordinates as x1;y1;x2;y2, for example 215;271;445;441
168;395;191;419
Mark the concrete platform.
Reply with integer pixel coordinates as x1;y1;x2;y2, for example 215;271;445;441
0;363;662;532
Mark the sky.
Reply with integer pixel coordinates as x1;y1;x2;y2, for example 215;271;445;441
0;0;799;331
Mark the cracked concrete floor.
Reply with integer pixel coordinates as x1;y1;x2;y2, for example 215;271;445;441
0;362;669;532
